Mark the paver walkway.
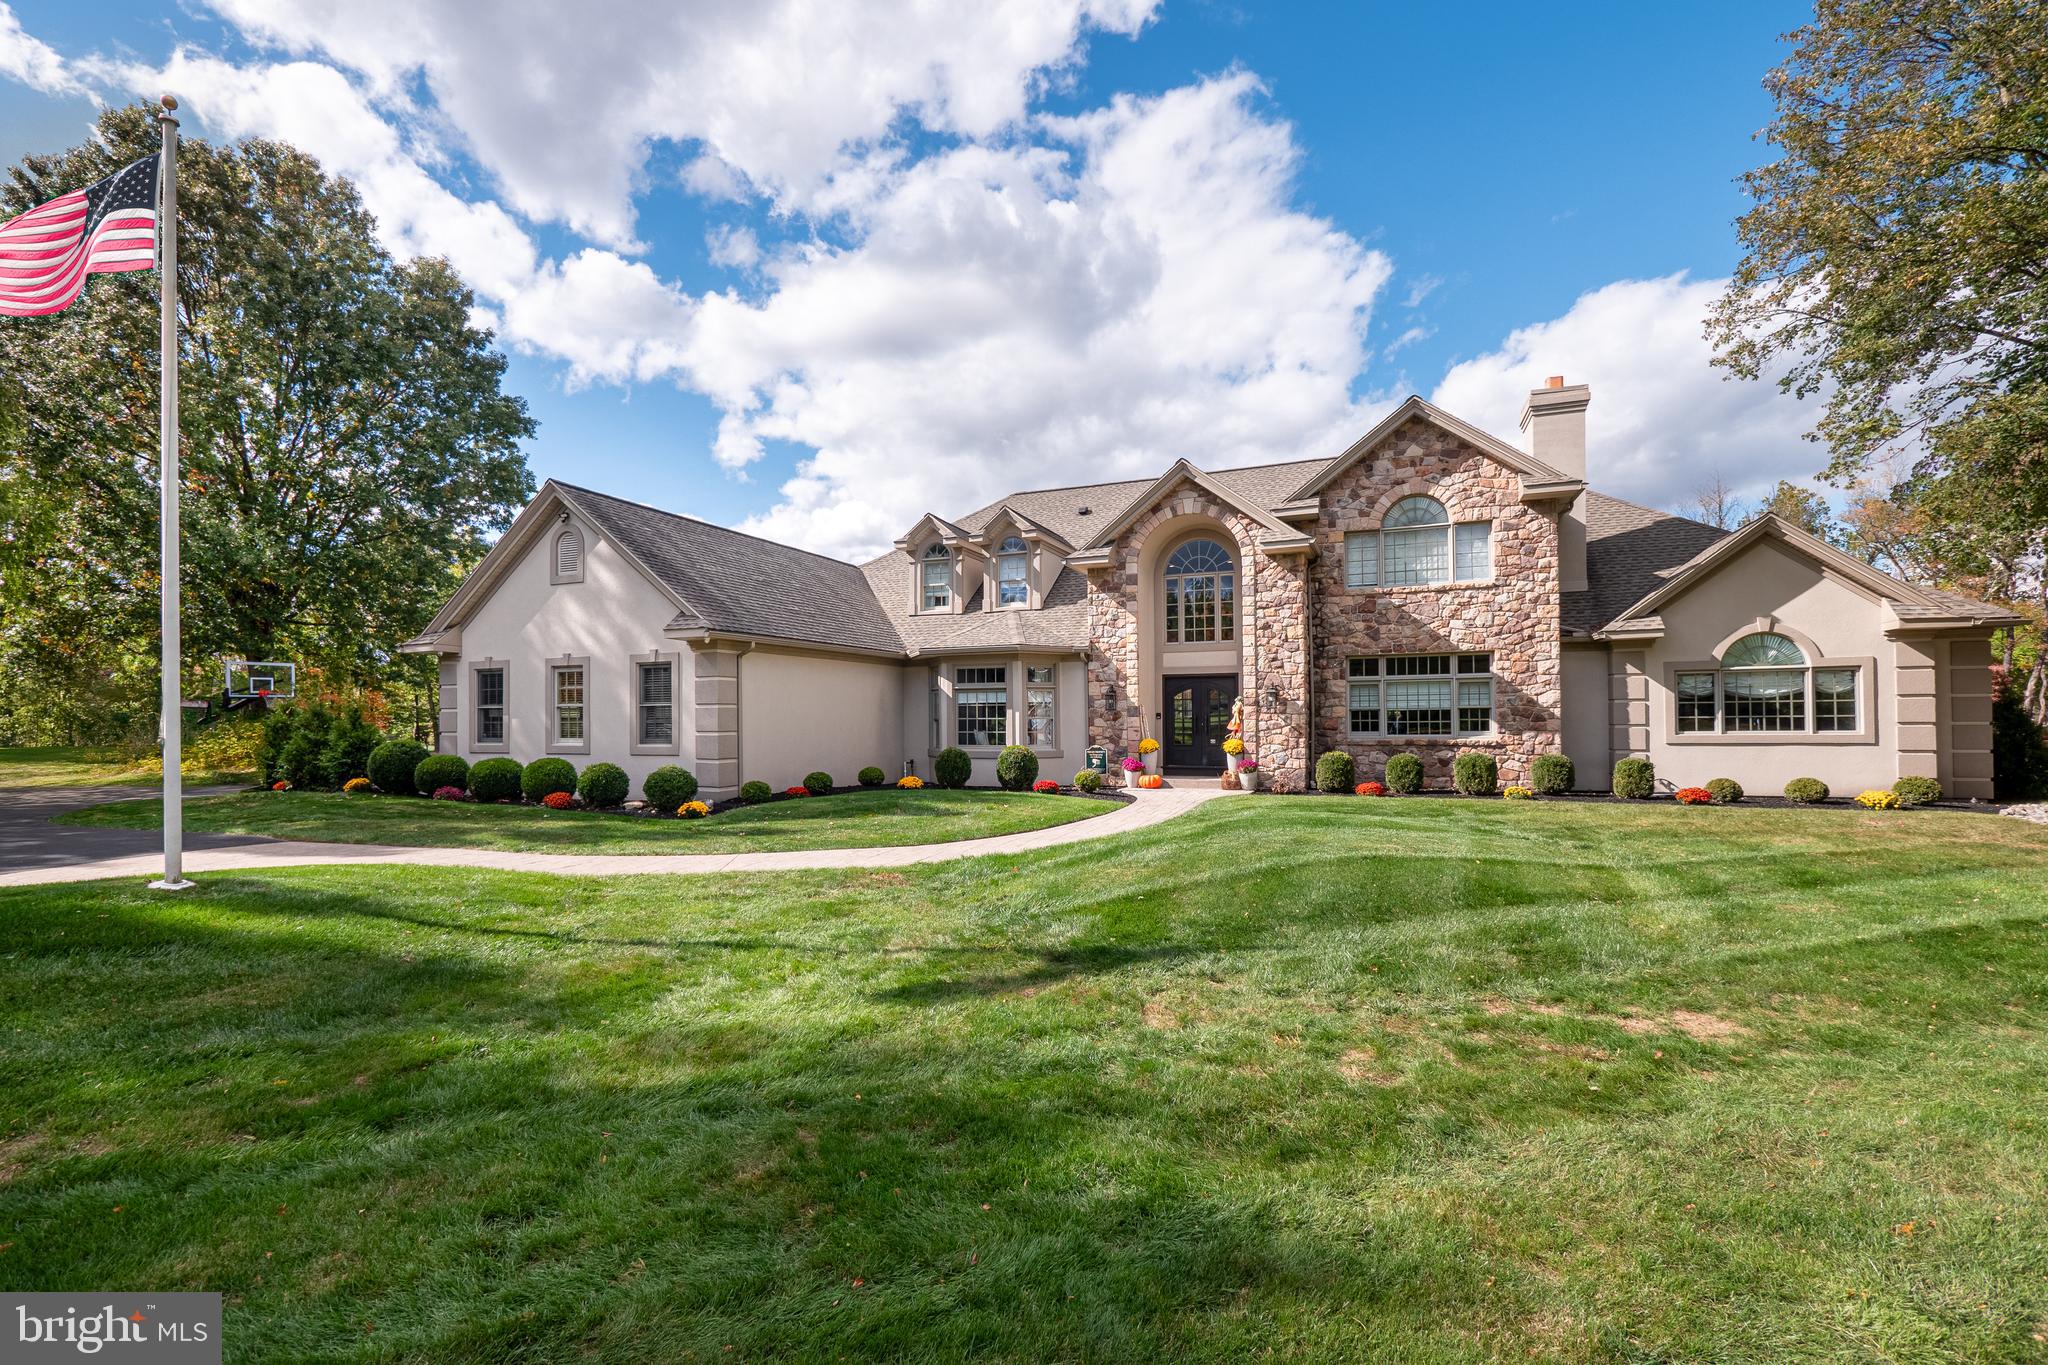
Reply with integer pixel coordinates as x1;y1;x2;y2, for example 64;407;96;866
0;785;1239;888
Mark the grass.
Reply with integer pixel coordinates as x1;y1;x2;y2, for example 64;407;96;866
3;799;2047;1362
0;744;253;789
57;787;1114;854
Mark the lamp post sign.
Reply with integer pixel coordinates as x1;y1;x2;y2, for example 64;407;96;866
1084;746;1108;775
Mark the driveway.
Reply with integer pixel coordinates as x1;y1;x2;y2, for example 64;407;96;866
0;784;262;873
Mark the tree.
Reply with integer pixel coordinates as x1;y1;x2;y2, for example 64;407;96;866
1709;0;2048;718
1685;470;1746;529
1755;480;1837;540
0;106;534;742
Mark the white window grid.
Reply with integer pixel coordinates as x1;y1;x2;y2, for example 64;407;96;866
1346;653;1492;737
638;661;674;746
553;666;585;742
475;667;506;744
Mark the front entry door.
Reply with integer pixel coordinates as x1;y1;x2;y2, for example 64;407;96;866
1162;674;1238;772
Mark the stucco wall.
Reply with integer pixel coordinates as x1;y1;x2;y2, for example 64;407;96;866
1560;643;1612;790
1636;538;1900;794
453;512;696;797
739;648;905;791
1309;419;1564;788
903;656;1088;787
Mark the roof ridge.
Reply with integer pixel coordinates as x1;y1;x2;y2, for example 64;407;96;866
1585;487;1729;539
550;480;870;571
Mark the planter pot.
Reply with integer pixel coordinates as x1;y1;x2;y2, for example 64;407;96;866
1225;751;1241;773
1143;751;1160;775
1239;771;1261;792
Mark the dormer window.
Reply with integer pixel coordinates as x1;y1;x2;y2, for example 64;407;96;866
997;536;1029;607
921;542;952;611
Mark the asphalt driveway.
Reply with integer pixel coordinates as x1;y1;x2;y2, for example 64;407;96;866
0;785;261;872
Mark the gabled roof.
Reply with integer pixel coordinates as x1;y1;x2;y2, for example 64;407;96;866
1563;493;1730;636
1596;511;2024;635
969;503;1073;552
417;481;904;657
893;512;974;552
1072;458;1308;553
1286;395;1576;501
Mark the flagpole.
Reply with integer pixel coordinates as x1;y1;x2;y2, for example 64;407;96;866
150;95;192;892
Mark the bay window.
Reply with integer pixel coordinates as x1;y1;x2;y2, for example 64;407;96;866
956;666;1007;746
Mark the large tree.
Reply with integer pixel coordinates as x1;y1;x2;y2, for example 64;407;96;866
1710;0;2048;714
0;105;534;742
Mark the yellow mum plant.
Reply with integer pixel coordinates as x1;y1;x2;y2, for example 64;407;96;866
1138;737;1160;754
1854;789;1900;810
897;775;925;788
343;777;371;793
1221;737;1244;755
1502;785;1534;801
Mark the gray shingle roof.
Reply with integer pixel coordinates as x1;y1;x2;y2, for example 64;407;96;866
1566;492;1730;635
555;483;904;653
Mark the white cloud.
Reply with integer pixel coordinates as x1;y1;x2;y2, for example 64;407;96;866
200;0;1162;248
0;3;88;98
1432;274;1824;514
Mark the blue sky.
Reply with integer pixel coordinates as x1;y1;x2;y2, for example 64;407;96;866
1;1;1818;558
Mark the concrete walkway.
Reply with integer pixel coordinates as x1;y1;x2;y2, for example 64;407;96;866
0;785;1239;888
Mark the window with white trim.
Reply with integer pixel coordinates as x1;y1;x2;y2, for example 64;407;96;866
921;542;951;611
929;676;942;749
475;667;506;744
1345;497;1491;588
997;536;1029;607
1672;633;1859;735
552;664;585;744
1164;539;1235;644
1026;665;1056;747
1347;654;1493;737
637;660;674;746
956;666;1007;746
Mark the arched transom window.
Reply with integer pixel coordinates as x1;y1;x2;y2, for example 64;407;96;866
1675;632;1860;735
1343;494;1492;588
1164;538;1234;644
997;536;1029;607
921;542;952;611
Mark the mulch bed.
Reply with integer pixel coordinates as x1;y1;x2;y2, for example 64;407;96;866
1240;786;2006;815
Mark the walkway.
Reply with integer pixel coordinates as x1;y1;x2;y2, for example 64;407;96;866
0;785;1238;888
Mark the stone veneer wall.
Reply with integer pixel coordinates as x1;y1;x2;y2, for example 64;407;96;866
1310;419;1563;787
1085;480;1311;791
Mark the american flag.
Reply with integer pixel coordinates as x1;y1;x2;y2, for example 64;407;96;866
0;155;160;317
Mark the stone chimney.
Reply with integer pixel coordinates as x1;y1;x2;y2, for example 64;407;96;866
1520;376;1591;594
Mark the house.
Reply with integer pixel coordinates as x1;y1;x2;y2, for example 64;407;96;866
401;379;2019;800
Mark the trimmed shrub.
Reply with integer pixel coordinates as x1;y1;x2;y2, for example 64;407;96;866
323;709;383;792
1383;752;1424;794
934;746;972;789
642;765;698;809
1612;757;1656;800
540;791;575;810
995;745;1039;791
1674;786;1713;805
1452;751;1498;795
368;739;430;794
1033;779;1060;793
857;766;887;788
1891;776;1942;808
413;753;469;795
1784;777;1830;804
1315;750;1356;793
1529;753;1573;796
469;757;524;803
522;757;578;803
1706;777;1744;804
739;780;773;804
1073;769;1104;793
579;762;630;809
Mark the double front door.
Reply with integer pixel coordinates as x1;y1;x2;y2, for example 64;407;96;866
1162;674;1237;772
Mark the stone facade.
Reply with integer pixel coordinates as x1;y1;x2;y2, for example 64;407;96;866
1084;479;1312;792
1308;419;1563;786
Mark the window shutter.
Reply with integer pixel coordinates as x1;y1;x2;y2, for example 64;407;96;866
555;527;583;579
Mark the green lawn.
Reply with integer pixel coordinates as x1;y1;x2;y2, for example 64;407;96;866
4;800;2047;1362
0;744;253;789
58;787;1114;853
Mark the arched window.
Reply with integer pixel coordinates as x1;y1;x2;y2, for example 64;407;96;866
552;526;583;582
1164;538;1235;644
921;542;952;611
997;536;1029;607
1344;495;1491;588
1675;631;1860;735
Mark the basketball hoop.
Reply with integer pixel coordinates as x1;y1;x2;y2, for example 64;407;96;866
224;659;296;711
